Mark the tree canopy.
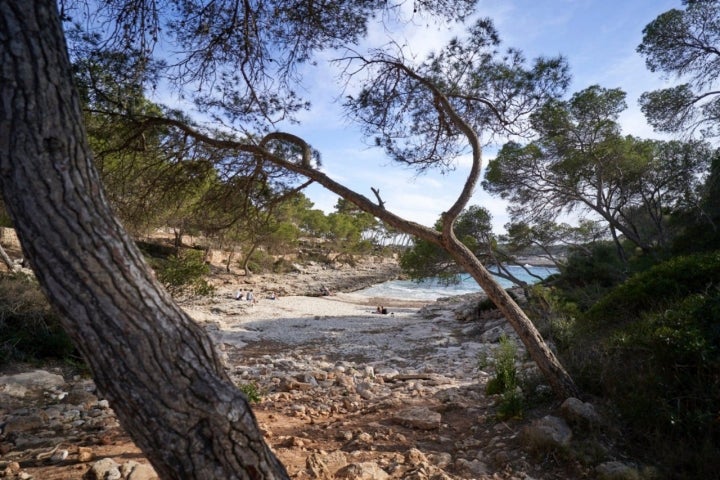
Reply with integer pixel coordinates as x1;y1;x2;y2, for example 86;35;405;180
638;0;720;137
484;85;713;259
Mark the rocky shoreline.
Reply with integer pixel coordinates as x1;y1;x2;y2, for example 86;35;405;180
208;255;403;298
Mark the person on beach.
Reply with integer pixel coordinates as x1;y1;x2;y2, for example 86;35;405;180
267;291;276;300
246;289;256;304
320;285;332;296
235;289;244;300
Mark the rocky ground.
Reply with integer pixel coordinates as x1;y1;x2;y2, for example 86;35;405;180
0;255;648;480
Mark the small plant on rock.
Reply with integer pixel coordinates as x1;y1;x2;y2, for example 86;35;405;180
483;335;524;419
237;381;263;403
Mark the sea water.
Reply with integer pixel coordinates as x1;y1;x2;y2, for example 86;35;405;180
354;265;558;301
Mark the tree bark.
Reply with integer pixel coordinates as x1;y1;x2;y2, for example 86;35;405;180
0;2;288;479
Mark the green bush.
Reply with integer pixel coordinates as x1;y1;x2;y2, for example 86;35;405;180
553;243;628;311
243;249;275;274
482;335;524;419
0;273;77;364
563;251;720;478
237;381;263;403
150;249;214;296
584;251;720;326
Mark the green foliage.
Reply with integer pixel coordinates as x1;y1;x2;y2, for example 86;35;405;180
150;248;214;296
638;1;720;138
496;389;524;420
347;18;569;170
672;151;720;254
485;335;519;393
482;336;524;419
584;251;720;325
526;284;580;352
0;273;76;364
400;206;497;283
485;85;711;257
244;249;275;274
237;381;263;403
553;242;629;311
272;257;296;274
561;252;720;478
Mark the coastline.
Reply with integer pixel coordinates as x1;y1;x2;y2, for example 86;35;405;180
206;255;403;299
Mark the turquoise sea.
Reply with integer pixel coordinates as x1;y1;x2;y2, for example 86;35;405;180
354;265;558;301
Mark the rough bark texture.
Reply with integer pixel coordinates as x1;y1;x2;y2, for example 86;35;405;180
0;1;289;479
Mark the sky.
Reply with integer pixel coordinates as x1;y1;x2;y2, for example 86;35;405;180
273;0;683;233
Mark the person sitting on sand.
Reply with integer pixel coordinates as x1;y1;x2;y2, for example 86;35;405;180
374;306;382;314
381;306;388;315
235;289;243;300
267;291;276;300
320;285;332;296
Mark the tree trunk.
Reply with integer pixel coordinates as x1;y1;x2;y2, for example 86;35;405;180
443;234;579;398
0;2;288;479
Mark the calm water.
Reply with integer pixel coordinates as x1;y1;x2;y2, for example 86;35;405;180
354;265;558;301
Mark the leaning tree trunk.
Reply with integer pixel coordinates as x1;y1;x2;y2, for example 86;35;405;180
0;2;288;479
443;233;579;398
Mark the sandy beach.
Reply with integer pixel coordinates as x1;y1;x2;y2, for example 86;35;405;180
182;288;468;364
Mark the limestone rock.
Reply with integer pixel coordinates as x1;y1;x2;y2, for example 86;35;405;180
405;448;428;466
392;407;442;430
456;458;489;476
0;370;65;398
2;414;46;435
305;450;347;478
595;461;641;480
77;446;94;462
85;457;121;480
335;461;389;479
123;461;159;480
480;326;505;343
522;415;572;451
561;397;602;429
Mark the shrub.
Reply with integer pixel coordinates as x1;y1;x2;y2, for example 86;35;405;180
0;273;77;364
237;381;263;403
584;251;720;326
150;248;214;296
553;243;628;310
563;251;720;478
243;249;275;274
483;335;524;419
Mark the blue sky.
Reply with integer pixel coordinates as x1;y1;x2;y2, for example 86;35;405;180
274;0;683;233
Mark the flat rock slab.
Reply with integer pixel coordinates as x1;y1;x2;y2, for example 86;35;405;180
0;369;65;398
391;406;442;430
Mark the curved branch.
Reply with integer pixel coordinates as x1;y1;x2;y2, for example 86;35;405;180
136;116;443;244
385;61;483;227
